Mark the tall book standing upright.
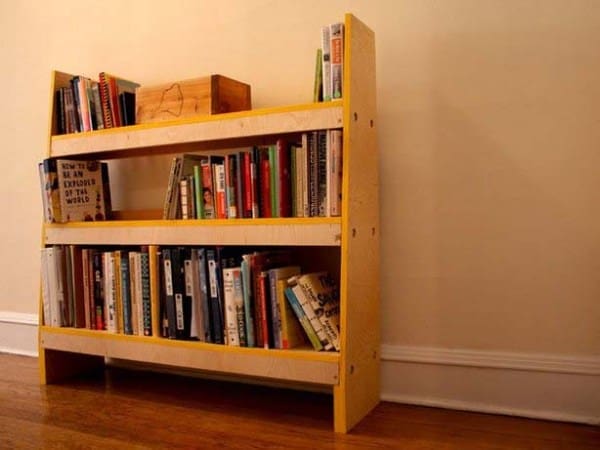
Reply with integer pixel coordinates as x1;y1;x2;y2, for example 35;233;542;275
38;13;378;433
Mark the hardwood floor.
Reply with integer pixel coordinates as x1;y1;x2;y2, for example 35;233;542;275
1;353;598;449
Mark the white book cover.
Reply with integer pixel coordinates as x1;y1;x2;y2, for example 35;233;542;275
321;25;331;101
223;267;241;346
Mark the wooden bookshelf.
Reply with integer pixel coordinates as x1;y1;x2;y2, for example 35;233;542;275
39;13;378;433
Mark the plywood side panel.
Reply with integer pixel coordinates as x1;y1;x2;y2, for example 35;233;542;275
334;14;380;433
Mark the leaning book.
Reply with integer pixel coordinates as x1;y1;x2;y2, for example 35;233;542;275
52;159;112;222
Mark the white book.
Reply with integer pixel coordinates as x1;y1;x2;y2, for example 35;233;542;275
222;267;242;346
329;22;344;99
321;26;331;101
103;252;117;332
288;275;333;351
296;272;341;351
328;129;343;216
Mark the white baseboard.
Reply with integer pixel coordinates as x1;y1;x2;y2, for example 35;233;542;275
1;314;597;425
381;344;600;425
0;312;38;357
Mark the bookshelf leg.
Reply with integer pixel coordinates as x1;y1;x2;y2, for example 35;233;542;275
332;356;380;433
39;348;105;385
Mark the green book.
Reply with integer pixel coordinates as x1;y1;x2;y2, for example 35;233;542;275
193;164;204;219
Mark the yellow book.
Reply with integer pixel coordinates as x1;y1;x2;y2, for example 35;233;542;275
277;279;308;349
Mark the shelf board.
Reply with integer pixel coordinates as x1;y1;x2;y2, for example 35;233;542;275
43;217;342;246
50;101;343;158
39;326;339;385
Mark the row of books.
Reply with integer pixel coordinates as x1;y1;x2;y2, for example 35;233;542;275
164;129;343;220
40;246;152;335
314;22;344;102
54;72;139;135
39;158;112;223
41;245;341;352
159;247;340;351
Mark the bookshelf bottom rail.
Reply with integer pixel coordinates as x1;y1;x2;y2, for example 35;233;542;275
39;329;339;386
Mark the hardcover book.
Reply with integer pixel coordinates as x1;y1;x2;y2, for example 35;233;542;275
55;159;111;222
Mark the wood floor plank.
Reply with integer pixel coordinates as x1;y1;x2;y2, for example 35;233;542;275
1;353;598;449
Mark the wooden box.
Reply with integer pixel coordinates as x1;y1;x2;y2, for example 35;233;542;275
135;75;251;124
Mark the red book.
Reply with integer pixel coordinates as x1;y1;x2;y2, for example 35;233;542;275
250;251;292;348
259;148;272;218
276;139;292;217
242;151;253;218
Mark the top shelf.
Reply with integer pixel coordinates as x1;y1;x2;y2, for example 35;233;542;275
49;101;344;159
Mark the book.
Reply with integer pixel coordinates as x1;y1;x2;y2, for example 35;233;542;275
321;26;331;102
268;266;301;349
327;129;343;216
98;72;139;128
163;154;206;219
55;159;111;222
40;159;62;223
206;248;225;344
284;286;323;351
223;266;243;346
295;272;341;351
240;254;255;347
313;48;323;102
277;278;308;349
329;22;344;99
188;248;208;341
103;251;117;333
287;275;333;351
140;248;152;336
250;251;292;348
117;250;133;335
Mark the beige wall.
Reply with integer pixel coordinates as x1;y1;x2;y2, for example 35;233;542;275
1;1;598;357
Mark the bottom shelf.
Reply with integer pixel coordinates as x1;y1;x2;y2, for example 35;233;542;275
39;326;339;386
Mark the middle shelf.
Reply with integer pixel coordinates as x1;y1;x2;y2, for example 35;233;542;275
44;217;342;246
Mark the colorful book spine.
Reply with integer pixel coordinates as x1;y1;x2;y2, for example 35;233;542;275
321;26;331;102
284;286;323;351
330;22;344;99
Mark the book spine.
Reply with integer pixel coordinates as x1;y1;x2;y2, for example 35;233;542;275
140;249;152;336
330;22;344;99
297;273;341;351
269;272;282;349
313;48;323;103
308;132;319;217
193;165;204;219
317;131;328;217
288;278;332;350
98;72;113;129
103;252;116;332
207;248;224;344
259;148;271;218
241;256;255;347
42;159;62;223
329;129;343;216
269;146;278;218
40;249;52;326
223;267;241;346
119;251;132;334
197;248;212;342
277;139;292;218
284;287;323;351
92;251;104;330
321;26;332;102
214;163;227;219
162;248;177;338
201;160;215;219
180;178;189;220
